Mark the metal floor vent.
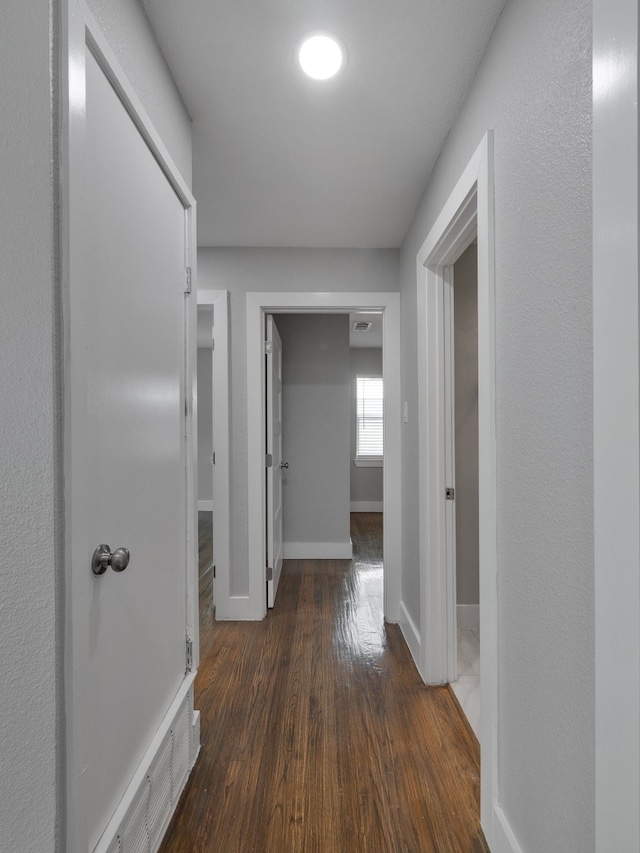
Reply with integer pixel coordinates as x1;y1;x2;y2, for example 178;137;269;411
100;687;197;853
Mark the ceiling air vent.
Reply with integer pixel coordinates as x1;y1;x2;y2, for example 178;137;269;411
352;321;372;332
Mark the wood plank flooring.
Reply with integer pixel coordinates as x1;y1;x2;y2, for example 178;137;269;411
198;512;214;605
161;513;487;853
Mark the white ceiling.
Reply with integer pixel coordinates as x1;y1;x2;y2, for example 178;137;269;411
141;0;506;248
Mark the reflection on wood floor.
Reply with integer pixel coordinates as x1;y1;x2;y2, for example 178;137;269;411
161;512;486;853
198;511;214;658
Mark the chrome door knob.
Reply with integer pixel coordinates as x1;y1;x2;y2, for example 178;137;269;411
92;544;131;575
280;462;289;469
110;547;131;572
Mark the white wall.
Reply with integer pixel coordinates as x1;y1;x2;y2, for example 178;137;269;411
197;348;213;502
350;348;384;507
197;248;399;596
454;243;479;606
400;0;593;849
0;3;60;849
0;2;192;848
275;314;351;550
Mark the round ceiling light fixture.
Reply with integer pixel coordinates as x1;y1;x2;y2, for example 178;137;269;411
297;32;345;80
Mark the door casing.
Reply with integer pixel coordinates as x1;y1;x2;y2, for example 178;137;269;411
593;0;640;845
415;132;497;841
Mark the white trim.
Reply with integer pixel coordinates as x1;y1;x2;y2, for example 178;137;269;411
492;806;524;853
198;500;213;512
93;676;198;853
214;595;254;621
247;292;402;622
197;290;232;620
350;501;383;512
283;541;353;559
593;1;640;847
399;600;421;670
62;4;198;850
353;458;383;467
443;264;457;683
416;132;497;841
457;604;480;631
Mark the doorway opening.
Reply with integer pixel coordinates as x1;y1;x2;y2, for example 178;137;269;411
195;290;231;628
246;292;401;622
448;241;480;738
264;312;385;609
197;304;215;621
350;311;384;516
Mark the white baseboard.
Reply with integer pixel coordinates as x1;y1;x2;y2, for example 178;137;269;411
492;805;524;853
192;709;200;759
215;595;260;620
457;603;480;630
197;500;213;511
284;541;353;559
350;501;383;512
94;674;198;853
399;600;421;670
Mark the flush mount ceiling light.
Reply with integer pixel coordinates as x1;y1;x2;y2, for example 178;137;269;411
297;32;345;80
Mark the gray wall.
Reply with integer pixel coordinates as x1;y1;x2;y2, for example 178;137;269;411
86;0;192;186
400;0;593;849
454;244;479;606
275;315;351;548
197;348;213;502
0;3;60;849
0;1;192;848
350;348;384;506
197;248;399;595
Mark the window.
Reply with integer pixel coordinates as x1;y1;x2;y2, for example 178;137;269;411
356;376;383;464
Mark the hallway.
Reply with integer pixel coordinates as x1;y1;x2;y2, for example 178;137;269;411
160;513;487;852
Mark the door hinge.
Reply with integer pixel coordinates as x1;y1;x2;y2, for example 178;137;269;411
186;637;193;672
445;487;455;500
184;266;192;294
265;453;273;468
266;566;273;582
211;451;215;465
213;564;216;579
265;340;273;355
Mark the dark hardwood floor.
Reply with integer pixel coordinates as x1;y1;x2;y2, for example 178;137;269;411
161;512;487;853
198;511;215;657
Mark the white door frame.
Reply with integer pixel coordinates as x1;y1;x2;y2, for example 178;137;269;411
593;0;640;846
246;292;401;621
416;132;498;841
62;3;198;849
265;314;284;606
197;291;232;620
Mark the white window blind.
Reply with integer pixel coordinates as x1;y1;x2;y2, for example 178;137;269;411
356;376;384;458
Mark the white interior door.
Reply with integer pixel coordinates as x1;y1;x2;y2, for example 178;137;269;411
77;47;190;850
443;267;458;678
209;311;216;608
266;314;284;607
